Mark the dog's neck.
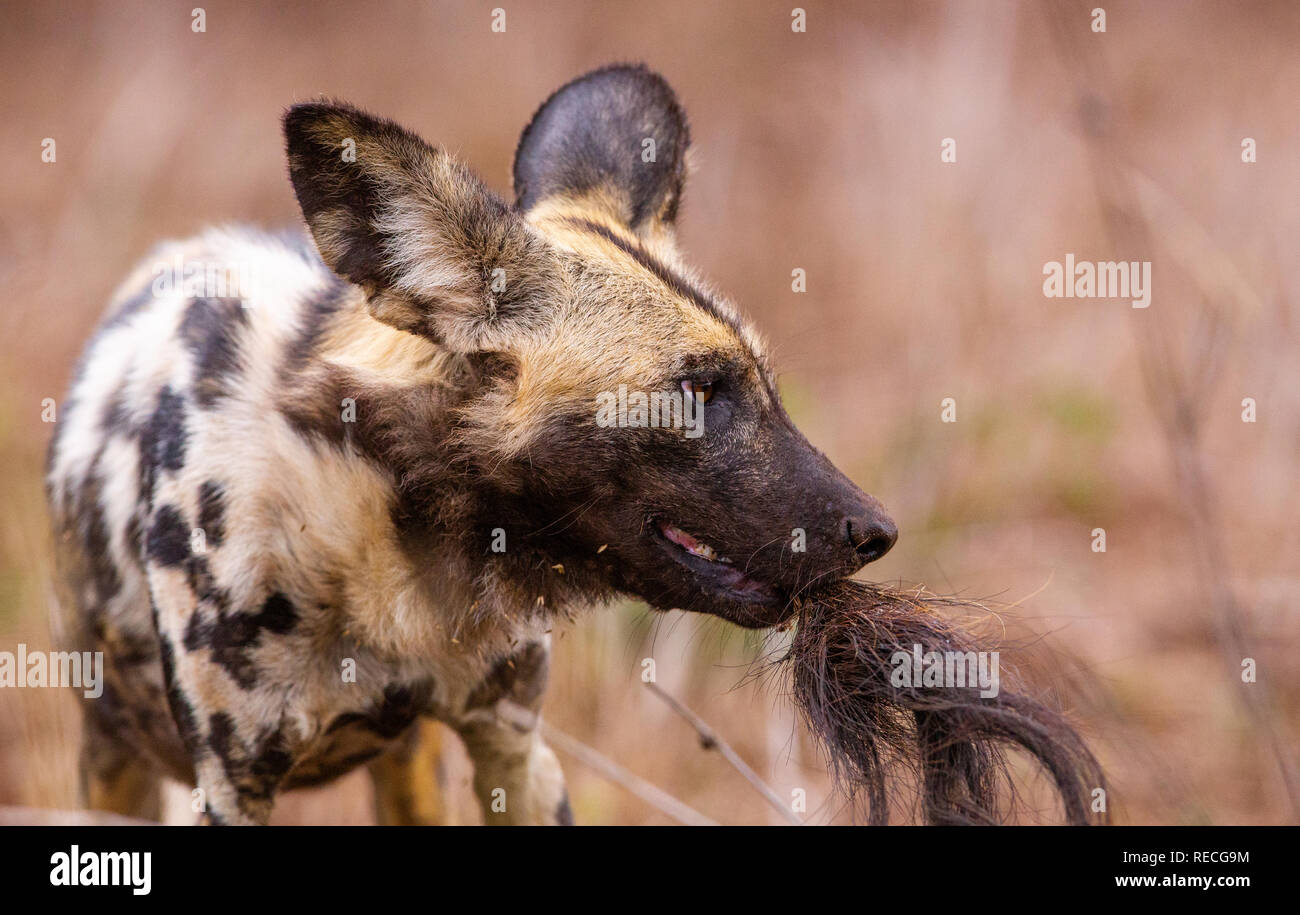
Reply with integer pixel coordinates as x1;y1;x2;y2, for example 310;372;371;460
278;285;614;642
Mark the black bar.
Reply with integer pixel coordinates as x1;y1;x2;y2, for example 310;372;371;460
2;826;1282;900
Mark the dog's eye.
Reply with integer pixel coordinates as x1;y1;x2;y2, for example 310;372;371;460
681;379;715;404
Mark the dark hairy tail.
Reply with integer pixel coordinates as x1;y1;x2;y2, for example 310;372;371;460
785;580;1108;825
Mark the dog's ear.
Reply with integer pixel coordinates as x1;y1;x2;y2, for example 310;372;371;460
513;64;690;240
285;101;561;352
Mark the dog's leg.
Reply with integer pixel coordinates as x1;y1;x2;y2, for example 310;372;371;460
452;638;572;825
458;722;571;826
155;635;291;825
368;719;451;825
155;623;295;825
146;533;299;825
80;720;162;822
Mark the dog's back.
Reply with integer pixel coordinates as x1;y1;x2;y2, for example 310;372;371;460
47;228;346;785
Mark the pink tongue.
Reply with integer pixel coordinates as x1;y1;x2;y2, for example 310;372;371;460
663;524;703;552
661;522;766;593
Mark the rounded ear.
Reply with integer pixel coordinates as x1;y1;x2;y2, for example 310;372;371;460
512;64;690;237
284;100;560;352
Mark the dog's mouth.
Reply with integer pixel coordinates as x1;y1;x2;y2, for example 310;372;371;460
650;518;780;605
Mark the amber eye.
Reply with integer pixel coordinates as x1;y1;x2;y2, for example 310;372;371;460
681;379;715;404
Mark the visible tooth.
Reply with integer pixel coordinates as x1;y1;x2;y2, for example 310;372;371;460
691;543;717;561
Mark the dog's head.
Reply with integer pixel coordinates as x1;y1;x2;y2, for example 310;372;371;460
284;65;895;629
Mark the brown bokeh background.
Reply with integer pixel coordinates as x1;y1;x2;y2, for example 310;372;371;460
1;0;1297;824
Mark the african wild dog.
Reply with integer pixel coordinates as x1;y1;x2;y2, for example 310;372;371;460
46;64;897;825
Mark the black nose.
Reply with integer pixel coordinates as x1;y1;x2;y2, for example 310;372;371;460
845;515;897;563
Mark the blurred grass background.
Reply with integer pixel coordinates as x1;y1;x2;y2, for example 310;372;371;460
1;0;1297;824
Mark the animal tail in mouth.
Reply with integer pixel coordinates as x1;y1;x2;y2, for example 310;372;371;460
783;580;1108;825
